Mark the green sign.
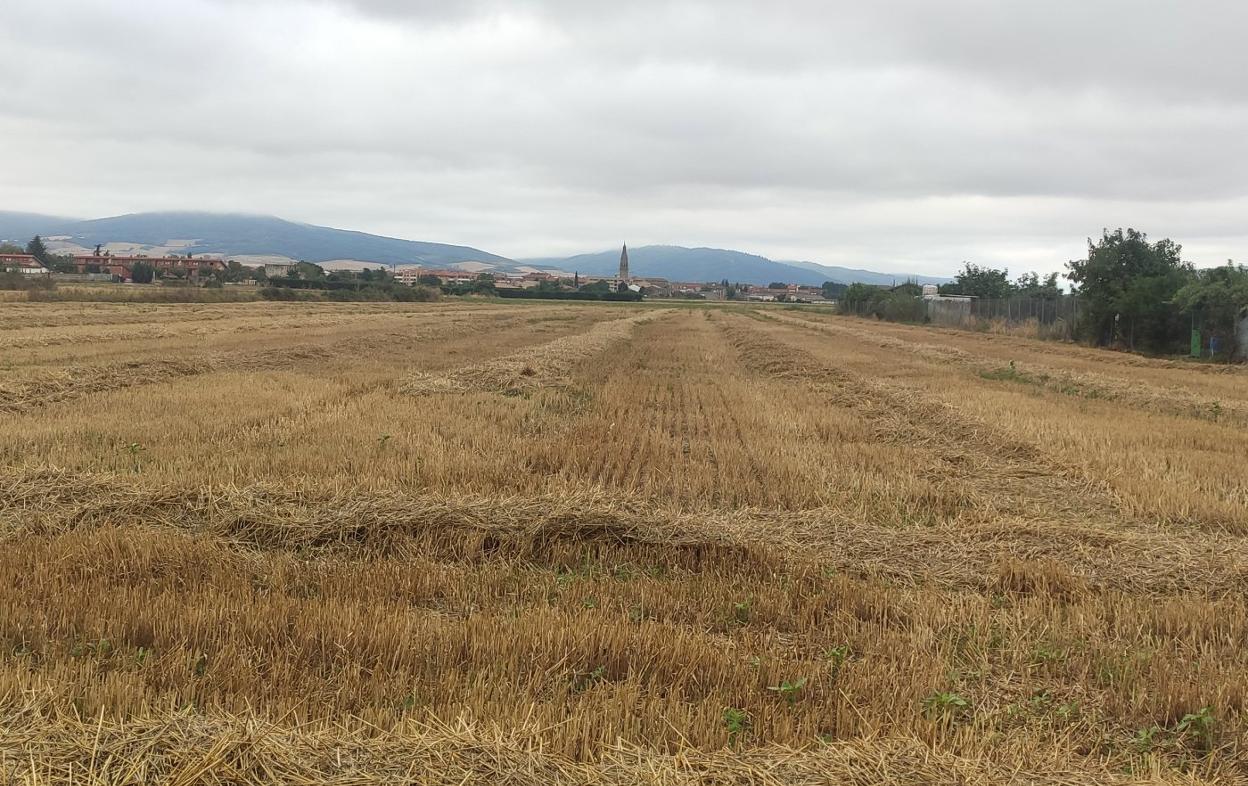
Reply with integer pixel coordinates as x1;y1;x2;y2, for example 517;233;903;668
1190;328;1202;358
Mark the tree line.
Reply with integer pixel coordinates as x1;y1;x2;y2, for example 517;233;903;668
837;228;1248;357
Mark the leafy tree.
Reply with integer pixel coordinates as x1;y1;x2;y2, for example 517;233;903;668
767;281;787;289
580;279;611;294
223;259;248;282
1174;262;1248;356
294;261;325;280
1014;271;1061;299
942;263;1013;299
1067;228;1192;349
130;261;155;283
46;254;76;273
471;273;497;294
0;242;23;254
840;282;881;310
838;282;925;321
417;274;441;287
821;281;847;299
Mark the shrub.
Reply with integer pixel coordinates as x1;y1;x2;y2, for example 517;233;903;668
0;271;55;291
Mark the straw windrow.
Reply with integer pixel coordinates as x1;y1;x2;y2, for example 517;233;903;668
1;301;1246;782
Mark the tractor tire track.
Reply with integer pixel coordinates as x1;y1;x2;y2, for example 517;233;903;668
719;315;1127;527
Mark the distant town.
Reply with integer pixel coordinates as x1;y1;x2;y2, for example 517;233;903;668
4;228;1246;360
0;238;844;304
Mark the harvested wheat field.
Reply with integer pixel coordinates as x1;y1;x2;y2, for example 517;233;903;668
1;300;1246;784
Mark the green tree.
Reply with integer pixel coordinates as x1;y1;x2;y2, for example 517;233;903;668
943;263;1013;299
25;235;50;265
1067;228;1193;349
0;242;23;254
130;261;155;283
46;254;76;273
821;281;847;299
1174;262;1248;357
767;281;787;289
472;272;497;294
1014;271;1061;299
580;279;611;295
294;261;325;281
840;282;880;310
224;259;247;282
418;274;441;287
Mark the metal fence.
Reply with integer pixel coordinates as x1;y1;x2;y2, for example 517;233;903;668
968;296;1081;340
841;295;1083;341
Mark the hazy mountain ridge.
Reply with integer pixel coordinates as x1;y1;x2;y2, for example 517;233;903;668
778;259;950;287
523;245;949;286
0;211;512;268
1;211;950;285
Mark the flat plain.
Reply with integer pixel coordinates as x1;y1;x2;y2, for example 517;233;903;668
1;300;1246;784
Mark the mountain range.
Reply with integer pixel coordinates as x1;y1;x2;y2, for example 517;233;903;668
0;211;948;286
0;211;510;269
521;246;948;287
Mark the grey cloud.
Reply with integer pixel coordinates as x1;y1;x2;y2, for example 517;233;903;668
2;0;1248;276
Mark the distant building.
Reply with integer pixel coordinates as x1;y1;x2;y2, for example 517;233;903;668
264;262;298;278
619;243;629;282
632;277;670;297
522;271;560;284
72;254;226;280
392;266;423;285
415;269;474;285
0;254;48;275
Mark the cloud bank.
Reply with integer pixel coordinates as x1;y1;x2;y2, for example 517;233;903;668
2;0;1246;274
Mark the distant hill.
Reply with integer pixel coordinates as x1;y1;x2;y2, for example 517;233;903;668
522;245;949;287
0;211;78;245
0;211;513;268
778;259;949;287
0;211;951;284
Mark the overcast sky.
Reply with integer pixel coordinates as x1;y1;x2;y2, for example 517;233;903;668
3;1;1248;275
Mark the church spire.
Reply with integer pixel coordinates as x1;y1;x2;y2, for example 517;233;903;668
619;243;629;282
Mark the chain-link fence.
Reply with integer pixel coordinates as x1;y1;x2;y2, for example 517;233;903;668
840;295;1082;340
970;296;1080;340
838;293;1248;358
